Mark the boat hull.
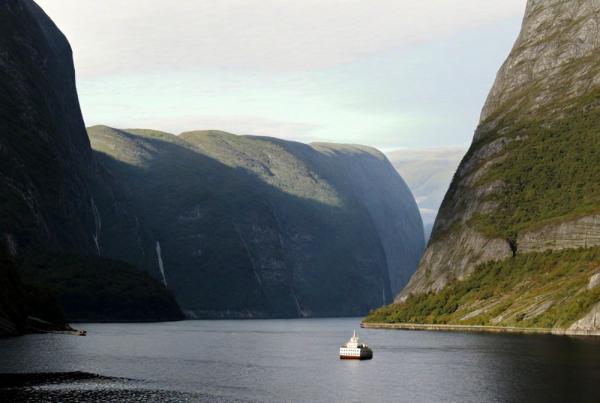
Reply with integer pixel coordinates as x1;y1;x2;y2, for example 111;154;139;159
340;354;372;360
339;349;373;360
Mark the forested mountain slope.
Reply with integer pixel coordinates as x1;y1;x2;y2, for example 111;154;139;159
367;0;600;333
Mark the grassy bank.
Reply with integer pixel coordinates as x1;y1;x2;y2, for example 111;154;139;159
364;247;600;329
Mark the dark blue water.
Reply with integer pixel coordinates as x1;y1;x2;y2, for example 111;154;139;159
1;318;599;402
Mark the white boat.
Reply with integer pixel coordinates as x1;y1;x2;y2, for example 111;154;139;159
339;331;373;360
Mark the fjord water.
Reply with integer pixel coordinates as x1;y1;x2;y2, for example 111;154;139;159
1;318;599;402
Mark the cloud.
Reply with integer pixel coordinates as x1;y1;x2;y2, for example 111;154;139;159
34;0;526;151
36;0;526;77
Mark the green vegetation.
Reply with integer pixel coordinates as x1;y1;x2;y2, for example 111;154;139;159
365;247;600;329
470;88;600;240
392;10;600;330
18;253;183;322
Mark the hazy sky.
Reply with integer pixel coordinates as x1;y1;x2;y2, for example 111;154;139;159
36;0;526;150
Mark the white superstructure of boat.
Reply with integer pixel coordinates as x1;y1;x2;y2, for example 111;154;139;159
339;330;373;360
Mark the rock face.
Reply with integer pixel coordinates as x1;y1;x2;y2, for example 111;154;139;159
480;0;600;124
396;0;600;331
89;127;424;318
519;215;600;253
0;0;151;265
0;0;181;326
0;0;97;255
569;303;600;334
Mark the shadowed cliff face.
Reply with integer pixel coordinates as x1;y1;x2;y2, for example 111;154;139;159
89;127;424;318
383;0;600;332
0;0;96;254
0;0;94;332
0;0;150;263
310;143;424;293
0;0;182;327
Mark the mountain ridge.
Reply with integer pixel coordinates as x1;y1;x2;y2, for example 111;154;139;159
89;125;425;318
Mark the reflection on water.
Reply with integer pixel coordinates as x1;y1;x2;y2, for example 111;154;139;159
0;318;599;402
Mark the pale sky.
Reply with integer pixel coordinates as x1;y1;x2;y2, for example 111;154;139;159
36;0;526;150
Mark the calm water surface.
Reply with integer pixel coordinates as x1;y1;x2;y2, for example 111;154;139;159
1;318;599;402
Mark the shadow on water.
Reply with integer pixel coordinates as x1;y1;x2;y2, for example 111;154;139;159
0;372;212;402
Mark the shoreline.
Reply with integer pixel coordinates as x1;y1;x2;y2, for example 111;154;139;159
360;322;600;337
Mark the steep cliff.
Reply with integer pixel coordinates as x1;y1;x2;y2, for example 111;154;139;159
367;0;600;333
310;143;424;293
0;0;96;254
0;0;182;326
89;127;424;318
0;0;152;265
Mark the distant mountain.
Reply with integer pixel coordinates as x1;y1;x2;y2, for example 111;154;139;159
0;0;182;333
367;0;600;333
89;127;425;318
386;148;465;227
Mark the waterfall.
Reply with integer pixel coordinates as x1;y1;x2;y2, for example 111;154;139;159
292;288;304;317
91;198;102;255
156;241;168;287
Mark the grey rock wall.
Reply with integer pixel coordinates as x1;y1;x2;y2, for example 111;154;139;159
519;215;600;253
569;302;600;333
480;0;600;126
